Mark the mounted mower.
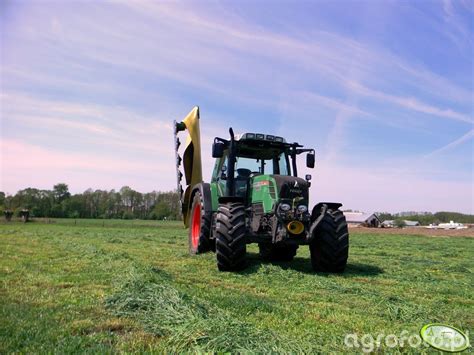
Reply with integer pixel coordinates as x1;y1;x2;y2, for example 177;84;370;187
173;107;349;272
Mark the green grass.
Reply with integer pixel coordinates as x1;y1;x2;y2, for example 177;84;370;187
0;219;472;353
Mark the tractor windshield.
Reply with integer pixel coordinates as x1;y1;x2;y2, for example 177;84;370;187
235;152;290;176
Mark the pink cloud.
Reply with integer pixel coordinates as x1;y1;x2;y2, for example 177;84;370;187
1;139;173;194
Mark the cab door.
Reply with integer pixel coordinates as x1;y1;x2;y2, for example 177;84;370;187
210;151;229;210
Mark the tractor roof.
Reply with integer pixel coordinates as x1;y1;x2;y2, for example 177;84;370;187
233;133;292;160
214;131;305;160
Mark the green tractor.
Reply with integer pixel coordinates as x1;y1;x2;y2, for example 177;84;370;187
174;107;349;272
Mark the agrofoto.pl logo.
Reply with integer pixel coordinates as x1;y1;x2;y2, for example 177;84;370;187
344;323;470;353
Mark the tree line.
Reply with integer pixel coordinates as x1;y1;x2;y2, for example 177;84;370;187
376;211;474;225
0;184;181;220
2;184;472;224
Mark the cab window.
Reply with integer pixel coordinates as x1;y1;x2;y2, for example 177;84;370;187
212;151;229;182
234;152;290;176
276;152;290;175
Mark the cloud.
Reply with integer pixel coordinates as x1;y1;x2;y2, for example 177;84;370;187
0;90;229;193
0;139;171;193
119;1;473;105
2;91;175;146
14;114;114;135
346;82;473;124
441;0;474;50
297;91;371;117
1;92;183;194
307;161;474;214
5;1;471;110
425;129;474;157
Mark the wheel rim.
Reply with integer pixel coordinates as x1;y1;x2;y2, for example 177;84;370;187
191;204;201;249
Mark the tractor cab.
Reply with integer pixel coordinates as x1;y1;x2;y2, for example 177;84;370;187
212;134;293;200
211;131;315;203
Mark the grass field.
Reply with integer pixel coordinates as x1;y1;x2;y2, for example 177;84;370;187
1;219;472;353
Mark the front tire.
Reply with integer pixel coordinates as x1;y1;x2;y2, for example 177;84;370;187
310;209;349;272
188;191;212;254
215;202;247;271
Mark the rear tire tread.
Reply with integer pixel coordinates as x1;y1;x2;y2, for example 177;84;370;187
215;203;247;271
310;209;349;272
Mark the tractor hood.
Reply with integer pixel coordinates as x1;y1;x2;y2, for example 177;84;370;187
272;175;309;201
249;174;309;214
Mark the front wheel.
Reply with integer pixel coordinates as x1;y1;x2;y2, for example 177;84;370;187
310;209;349;272
188;191;212;254
215;202;247;271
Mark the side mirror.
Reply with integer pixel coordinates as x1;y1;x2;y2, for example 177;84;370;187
306;152;315;168
212;142;224;158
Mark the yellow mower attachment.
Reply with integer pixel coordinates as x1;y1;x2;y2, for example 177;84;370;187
174;106;203;226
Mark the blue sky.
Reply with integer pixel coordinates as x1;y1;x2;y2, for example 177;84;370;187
1;0;473;213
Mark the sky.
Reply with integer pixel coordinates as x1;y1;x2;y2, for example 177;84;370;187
1;0;473;213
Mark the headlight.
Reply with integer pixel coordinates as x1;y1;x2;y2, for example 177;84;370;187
297;205;308;213
279;203;291;212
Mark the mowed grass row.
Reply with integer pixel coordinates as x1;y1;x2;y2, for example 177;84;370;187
0;219;472;352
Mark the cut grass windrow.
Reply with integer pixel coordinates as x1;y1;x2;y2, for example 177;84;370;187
106;266;311;352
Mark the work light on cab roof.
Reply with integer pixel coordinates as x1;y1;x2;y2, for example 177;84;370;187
235;133;286;143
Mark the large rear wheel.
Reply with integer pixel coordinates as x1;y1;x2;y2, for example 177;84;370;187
188;191;212;254
310;209;349;272
215;202;247;271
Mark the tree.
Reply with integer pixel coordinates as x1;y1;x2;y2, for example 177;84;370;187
120;186;133;212
109;191;123;218
64;194;86;218
53;183;71;203
151;201;172;220
394;219;406;228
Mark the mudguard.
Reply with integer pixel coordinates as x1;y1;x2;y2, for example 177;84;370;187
311;202;342;220
191;183;212;215
307;202;343;242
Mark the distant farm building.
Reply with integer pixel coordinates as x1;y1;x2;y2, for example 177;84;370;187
434;221;467;230
381;220;394;228
343;212;381;227
381;220;420;228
